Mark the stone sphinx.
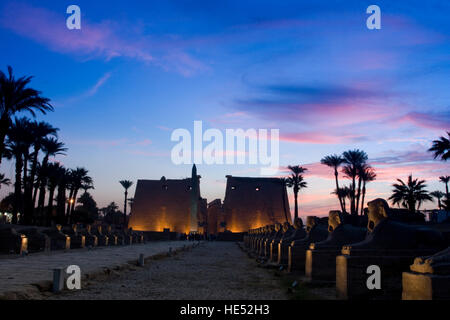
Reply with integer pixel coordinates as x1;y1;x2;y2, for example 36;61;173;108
126;228;144;244
277;218;306;266
80;224;98;247
269;222;292;262
42;224;71;250
336;198;446;300
305;211;366;281
263;223;282;258
103;225;119;245
63;225;86;249
0;227;27;254
402;246;450;300
261;224;280;258
288;216;328;273
17;227;50;253
92;225;109;246
257;225;274;256
254;226;268;253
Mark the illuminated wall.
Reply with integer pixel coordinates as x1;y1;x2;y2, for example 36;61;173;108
222;176;291;232
128;177;205;233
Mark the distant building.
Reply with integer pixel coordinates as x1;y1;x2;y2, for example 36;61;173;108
219;176;291;233
128;165;207;234
129;171;291;235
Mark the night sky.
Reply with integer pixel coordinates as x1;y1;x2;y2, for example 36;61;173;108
1;0;449;217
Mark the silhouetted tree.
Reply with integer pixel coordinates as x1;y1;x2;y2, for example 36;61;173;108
389;175;432;213
286;165;308;220
439;176;449;198
321;154;345;213
430;191;445;210
119;180;133;226
342;149;368;215
0;66;53;168
429;132;450;161
359;165;376;215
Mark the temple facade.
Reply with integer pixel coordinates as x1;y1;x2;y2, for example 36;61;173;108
128;165;207;234
128;168;291;235
220;176;291;233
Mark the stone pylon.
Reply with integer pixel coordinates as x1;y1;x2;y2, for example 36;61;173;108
190;164;199;233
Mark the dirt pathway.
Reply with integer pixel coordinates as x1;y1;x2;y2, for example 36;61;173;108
49;242;288;300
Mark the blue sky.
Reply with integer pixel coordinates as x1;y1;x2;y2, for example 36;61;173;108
0;0;449;216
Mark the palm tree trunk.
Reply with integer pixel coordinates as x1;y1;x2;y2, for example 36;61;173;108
69;188;79;222
351;176;356;215
334;169;345;213
360;183;366;215
66;188;74;216
294;190;299;220
32;184;39;208
124;190;128;226
0;117;9;169
446;182;449;198
12;155;23;224
438;198;442;210
355;177;362;215
56;183;66;225
24;149;39;217
46;187;55;227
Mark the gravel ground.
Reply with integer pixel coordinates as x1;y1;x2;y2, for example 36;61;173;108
49;242;288;300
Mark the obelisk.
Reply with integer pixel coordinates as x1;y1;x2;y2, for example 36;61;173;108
190;164;199;233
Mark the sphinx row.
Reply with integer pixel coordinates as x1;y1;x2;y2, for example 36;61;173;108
0;224;145;254
244;198;450;300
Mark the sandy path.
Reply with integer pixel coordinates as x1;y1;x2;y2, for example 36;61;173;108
49;242;288;300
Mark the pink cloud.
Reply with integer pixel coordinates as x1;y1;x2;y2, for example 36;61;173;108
132;139;152;146
87;72;112;96
397;112;450;131
0;2;207;76
280;131;366;144
1;2;153;62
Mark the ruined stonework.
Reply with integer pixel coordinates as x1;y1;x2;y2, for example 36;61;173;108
221;176;291;233
128;175;207;234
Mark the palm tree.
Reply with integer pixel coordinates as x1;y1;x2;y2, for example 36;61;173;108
389;175;432;213
56;167;70;224
439;176;450;198
0;66;53;168
0;173;10;188
67;168;92;222
321;154;345;213
36;138;67;215
119;180;134;226
24;121;58;217
286;165;308;220
45;163;64;226
430;191;445;210
342;149;368;215
359;166;376;215
6;118;32;224
429;132;450;161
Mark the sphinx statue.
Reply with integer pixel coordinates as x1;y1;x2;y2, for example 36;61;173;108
402;246;450;300
305;210;366;281
263;223;282;258
342;198;445;253
277;218;306;265
258;225;275;256
269;222;292;262
336;198;446;300
288;216;328;273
